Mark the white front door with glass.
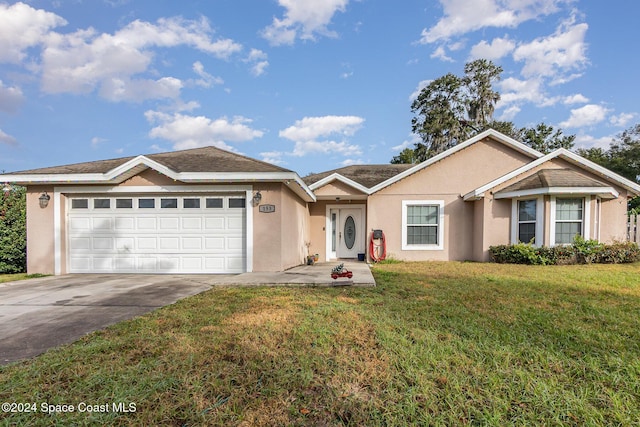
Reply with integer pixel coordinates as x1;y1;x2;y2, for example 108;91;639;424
328;207;363;259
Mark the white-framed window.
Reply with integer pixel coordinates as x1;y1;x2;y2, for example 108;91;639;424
550;197;590;245
401;200;444;250
511;197;543;245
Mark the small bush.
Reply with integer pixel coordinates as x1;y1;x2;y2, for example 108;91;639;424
490;237;640;265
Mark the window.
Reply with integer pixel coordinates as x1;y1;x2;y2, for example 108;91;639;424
93;198;110;209
183;198;200;209
229;198;246;208
402;200;444;250
116;198;133;209
517;199;537;244
555;198;583;244
161;198;178;209
206;198;223;208
138;198;155;209
71;199;88;209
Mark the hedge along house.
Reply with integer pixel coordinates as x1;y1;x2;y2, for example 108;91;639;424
2;129;639;275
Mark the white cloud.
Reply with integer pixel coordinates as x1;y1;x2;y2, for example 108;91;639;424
260;151;286;165
430;46;454;62
262;0;349;46
419;0;567;44
409;80;431;102
498;77;548;106
513;15;588;79
573;133;613;150
0;81;25;113
91;136;107;147
0;2;66;63
192;61;223;88
0;128;17;146
244;49;269;76
498;105;521;121
391;134;421;151
100;76;183;102
469;36;515;60
340;158;363;166
145;110;264;150
279;115;364;157
563;94;588;105
610;112;635;128
40;16;242;101
559;104;610;128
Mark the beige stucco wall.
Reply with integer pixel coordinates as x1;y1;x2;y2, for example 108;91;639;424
367;136;534;261
26;185;55;274
599;192;630;242
313;181;366;198
251;182;311;272
120;169;177;186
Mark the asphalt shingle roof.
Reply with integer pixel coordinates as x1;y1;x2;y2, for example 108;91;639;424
497;169;611;194
303;164;413;189
9;146;293;175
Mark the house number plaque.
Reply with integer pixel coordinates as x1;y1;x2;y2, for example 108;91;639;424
259;204;276;213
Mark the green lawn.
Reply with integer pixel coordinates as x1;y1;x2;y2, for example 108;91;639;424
0;273;47;284
1;262;639;426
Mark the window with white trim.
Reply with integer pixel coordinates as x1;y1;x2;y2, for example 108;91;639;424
402;200;444;250
554;198;583;244
517;199;537;244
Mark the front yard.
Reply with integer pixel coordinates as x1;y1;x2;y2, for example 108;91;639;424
1;262;639;426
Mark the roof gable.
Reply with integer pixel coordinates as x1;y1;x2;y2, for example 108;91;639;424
369;129;544;194
464;148;640;200
304;164;412;191
0;146;315;202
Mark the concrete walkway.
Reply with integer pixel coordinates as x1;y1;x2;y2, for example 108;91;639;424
198;261;376;287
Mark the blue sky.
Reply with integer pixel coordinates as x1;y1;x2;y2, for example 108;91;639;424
0;0;638;176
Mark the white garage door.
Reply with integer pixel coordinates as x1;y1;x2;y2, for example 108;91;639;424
67;194;247;273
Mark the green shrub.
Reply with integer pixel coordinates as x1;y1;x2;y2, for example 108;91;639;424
489;237;640;265
0;185;26;273
489;243;552;265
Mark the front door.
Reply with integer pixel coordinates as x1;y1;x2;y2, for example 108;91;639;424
329;207;363;259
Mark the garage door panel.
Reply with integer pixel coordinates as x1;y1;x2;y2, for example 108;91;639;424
115;237;134;251
70;257;91;271
182;218;202;229
159;237;180;250
205;237;224;250
93;257;114;270
70;237;91;250
227;217;244;229
182;237;202;250
137;217;157;229
205;217;225;230
115;217;135;230
70;217;91;231
92;237;113;250
92;217;113;230
160;217;179;230
68;194;246;274
116;258;136;270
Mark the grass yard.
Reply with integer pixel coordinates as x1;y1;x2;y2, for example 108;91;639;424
0;274;47;284
1;262;639;426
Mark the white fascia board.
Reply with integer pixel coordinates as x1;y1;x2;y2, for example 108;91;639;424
553;149;640;196
309;173;370;194
494;186;619;200
0;173;108;184
370;129;544;194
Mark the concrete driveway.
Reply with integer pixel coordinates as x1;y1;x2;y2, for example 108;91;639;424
0;262;375;366
0;274;215;365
